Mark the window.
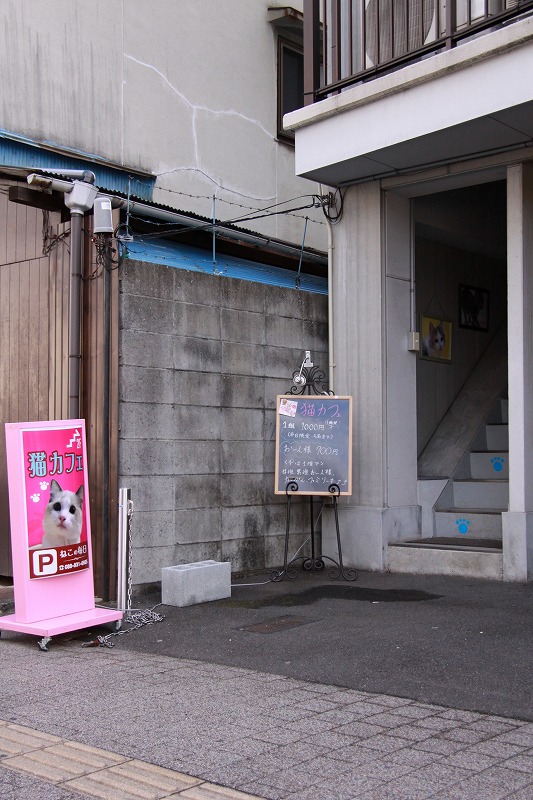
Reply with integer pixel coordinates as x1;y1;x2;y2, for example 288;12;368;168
277;39;304;143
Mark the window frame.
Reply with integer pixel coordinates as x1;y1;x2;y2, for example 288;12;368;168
277;37;305;144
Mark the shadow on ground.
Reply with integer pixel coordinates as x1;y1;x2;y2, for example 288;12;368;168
219;584;442;608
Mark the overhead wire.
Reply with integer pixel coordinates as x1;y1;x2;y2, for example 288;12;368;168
322;188;344;224
130;195;325;242
82;230;123;281
156;185;304;213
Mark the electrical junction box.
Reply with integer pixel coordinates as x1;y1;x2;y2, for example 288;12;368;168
408;331;420;352
93;196;114;233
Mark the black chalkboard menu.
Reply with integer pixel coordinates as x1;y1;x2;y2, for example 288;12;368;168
274;395;352;496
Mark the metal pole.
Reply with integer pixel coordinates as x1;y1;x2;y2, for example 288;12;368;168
303;0;321;105
410;198;416;332
321;204;335;391
117;487;131;613
212;194;217;267
68;212;83;419
102;246;111;600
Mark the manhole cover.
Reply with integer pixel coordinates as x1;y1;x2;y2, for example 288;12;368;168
237;615;317;634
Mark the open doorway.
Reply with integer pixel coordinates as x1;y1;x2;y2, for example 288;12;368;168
415;181;507;461
414;181;508;551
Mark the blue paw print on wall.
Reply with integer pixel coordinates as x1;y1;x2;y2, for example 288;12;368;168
455;518;471;535
490;456;505;473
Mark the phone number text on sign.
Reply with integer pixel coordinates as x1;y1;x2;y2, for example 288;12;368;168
30;544;89;579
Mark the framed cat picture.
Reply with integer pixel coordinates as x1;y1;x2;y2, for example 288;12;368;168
419;315;452;363
459;284;489;331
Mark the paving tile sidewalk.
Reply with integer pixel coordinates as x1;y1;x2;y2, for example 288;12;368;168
0;721;263;800
1;633;533;800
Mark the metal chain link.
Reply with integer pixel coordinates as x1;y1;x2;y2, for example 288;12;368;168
126;497;134;618
83;498;164;649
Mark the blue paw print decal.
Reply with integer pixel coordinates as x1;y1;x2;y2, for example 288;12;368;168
456;518;471;535
490;456;505;473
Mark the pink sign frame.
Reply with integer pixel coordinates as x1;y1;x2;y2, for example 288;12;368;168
1;420;122;638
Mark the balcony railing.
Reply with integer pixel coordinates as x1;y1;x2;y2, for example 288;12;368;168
303;0;533;103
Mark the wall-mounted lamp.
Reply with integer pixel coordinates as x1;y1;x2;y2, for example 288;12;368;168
293;350;314;387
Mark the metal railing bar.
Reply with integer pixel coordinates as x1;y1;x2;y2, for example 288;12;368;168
311;0;533;100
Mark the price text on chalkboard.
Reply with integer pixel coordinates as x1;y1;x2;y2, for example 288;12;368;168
274;395;352;496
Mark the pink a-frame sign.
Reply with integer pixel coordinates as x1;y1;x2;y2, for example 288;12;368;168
24;424;89;579
1;419;122;639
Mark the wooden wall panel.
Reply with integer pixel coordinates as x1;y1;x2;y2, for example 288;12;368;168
24;201;38;263
81;217;120;599
0;180;51;267
0;187;67;576
0;256;51;574
5;192;18;266
48;224;70;421
0;262;14;574
38;257;50;421
0;187;7;266
1;182;120;597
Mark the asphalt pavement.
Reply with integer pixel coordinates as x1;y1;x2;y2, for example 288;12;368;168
124;569;533;722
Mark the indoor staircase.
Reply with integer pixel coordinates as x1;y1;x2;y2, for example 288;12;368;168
389;397;508;579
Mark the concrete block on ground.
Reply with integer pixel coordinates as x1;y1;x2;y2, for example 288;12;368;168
162;560;231;607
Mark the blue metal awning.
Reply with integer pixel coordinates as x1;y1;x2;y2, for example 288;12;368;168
124;239;327;294
0;130;155;201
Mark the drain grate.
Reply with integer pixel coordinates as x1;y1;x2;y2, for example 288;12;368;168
237;615;318;634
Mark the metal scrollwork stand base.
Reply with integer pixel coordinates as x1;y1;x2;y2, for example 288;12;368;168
271;482;357;583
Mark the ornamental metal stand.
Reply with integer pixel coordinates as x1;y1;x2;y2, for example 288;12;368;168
271;352;357;583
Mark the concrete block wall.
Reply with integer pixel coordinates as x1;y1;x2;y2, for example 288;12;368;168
119;260;328;585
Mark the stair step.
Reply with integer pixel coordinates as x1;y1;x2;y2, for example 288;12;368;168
434;510;502;539
486;424;509;450
451;479;508;509
392;537;502;552
469;451;509;479
388;544;503;579
416;396;508;580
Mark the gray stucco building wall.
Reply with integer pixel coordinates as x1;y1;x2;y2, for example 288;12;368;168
119;259;328;585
